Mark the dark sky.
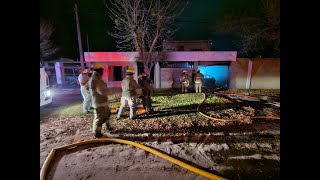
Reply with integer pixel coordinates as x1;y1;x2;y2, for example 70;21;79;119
40;0;261;60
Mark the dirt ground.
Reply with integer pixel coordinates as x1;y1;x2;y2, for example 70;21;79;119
40;88;280;180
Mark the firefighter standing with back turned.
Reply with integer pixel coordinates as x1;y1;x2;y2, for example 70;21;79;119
194;69;204;93
88;68;112;138
116;68;138;120
180;70;189;93
139;73;154;114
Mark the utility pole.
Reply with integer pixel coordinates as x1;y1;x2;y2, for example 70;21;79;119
86;34;90;52
74;4;84;70
87;34;91;64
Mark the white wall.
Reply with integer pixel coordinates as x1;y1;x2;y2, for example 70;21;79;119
229;58;280;89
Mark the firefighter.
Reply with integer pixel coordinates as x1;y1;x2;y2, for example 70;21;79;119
139;73;154;114
194;69;204;93
117;68;139;120
78;67;92;114
88;68;112;138
180;70;189;93
191;69;196;92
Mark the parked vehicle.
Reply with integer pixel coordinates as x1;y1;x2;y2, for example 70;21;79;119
40;66;52;106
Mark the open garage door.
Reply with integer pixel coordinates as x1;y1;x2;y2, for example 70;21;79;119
198;64;229;89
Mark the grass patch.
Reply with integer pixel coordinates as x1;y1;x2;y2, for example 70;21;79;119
42;89;280;134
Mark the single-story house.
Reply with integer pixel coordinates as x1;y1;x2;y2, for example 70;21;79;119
84;51;238;89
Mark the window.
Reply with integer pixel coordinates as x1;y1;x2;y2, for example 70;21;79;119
113;66;123;81
64;68;74;75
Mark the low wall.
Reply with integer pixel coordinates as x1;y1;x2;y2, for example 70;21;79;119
160;58;280;89
229;58;280;89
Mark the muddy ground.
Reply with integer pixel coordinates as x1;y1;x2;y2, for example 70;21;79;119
40;88;280;180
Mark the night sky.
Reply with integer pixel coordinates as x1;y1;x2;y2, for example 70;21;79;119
40;0;262;60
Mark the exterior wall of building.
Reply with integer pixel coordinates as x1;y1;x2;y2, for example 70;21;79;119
89;61;138;87
163;40;212;51
45;61;84;88
84;52;140;85
229;58;280;89
48;53;279;90
250;58;280;89
228;59;248;89
84;51;237;88
165;51;237;62
160;68;193;88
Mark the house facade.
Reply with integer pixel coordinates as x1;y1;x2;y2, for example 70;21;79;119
47;41;279;89
84;51;237;89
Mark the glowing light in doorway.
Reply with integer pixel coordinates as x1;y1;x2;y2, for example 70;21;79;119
198;65;229;88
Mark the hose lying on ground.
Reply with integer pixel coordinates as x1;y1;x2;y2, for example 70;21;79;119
197;93;280;121
214;91;280;107
40;138;228;180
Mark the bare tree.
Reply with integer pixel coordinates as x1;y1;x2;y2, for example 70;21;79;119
106;0;188;77
40;18;58;62
216;0;280;57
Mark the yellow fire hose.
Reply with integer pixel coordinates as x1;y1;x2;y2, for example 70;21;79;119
197;93;280;121
40;138;228;180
